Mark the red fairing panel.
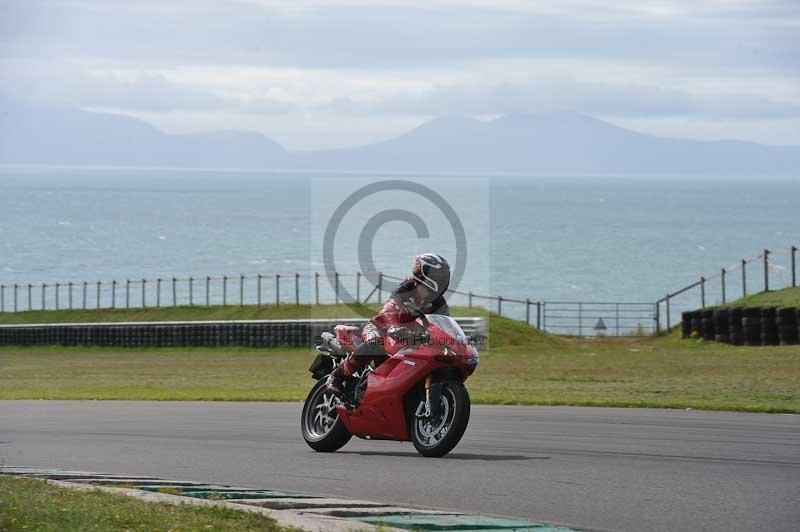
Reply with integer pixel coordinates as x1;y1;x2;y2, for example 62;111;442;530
337;346;443;441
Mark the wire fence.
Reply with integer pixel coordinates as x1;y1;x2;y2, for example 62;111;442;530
1;244;795;337
656;245;798;332
0;270;654;336
0;270;542;319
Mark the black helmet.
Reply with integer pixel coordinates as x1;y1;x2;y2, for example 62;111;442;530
412;253;450;297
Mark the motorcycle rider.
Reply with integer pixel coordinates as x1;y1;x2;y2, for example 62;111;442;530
327;253;451;397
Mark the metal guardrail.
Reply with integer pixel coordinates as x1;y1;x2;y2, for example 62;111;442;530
540;301;657;336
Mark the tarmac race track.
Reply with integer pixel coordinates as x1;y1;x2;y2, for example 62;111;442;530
1;401;797;532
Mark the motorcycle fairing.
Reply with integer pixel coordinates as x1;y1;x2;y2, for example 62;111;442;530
336;345;443;440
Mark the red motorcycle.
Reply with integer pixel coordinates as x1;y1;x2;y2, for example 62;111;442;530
301;310;481;457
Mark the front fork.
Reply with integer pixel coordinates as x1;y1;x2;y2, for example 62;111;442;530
415;374;444;419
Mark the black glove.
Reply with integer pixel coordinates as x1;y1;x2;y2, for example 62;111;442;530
353;341;384;359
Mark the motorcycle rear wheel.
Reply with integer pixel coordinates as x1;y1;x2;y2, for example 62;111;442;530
301;379;352;452
411;382;470;457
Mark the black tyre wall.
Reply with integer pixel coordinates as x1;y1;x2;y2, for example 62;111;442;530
760;307;778;346
728;308;744;345
712;309;729;343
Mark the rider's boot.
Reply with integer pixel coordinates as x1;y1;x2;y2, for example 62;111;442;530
326;363;350;398
327;344;374;398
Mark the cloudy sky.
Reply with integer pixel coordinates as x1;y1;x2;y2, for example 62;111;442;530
1;0;798;149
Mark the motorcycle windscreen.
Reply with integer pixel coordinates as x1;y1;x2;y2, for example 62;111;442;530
425;314;468;344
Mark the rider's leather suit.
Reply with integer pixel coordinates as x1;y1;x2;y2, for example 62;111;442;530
338;277;449;377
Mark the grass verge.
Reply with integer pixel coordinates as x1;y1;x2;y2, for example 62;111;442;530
0;303;388;324
1;328;798;412
0;292;798;413
718;286;800;308
0;475;292;532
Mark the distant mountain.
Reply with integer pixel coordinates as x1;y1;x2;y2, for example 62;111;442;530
1;102;798;175
0;102;289;169
297;112;800;175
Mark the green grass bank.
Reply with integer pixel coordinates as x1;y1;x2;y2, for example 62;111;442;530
717;286;800;308
1;289;798;413
0;475;293;532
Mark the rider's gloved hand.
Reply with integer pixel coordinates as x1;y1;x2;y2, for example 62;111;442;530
362;322;381;343
354;340;384;358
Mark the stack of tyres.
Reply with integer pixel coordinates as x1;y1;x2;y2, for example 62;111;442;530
131;326;139;346
760;307;778;346
681;312;692;338
690;311;703;338
207;325;216;347
256;324;266;347
776;307;798;345
713;309;729;343
742;307;762;346
701;309;715;341
797;308;800;344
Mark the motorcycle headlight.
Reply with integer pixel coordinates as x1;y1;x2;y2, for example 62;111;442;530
435;346;458;362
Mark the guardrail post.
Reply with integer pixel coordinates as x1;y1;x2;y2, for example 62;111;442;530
764;249;770;292
525;298;531;325
541;302;546;331
223;276;227;306
111;280;116;309
356;272;361;303
55;283;59;310
125;280;130;309
68;282;72;309
172;277;177;307
665;294;671;330
189;277;194;306
142;279;146;308
536;301;542;329
378;272;383;302
334;272;339;305
295;273;300;305
742;259;747;297
14;284;18;312
41;284;46;311
275;274;280;306
721;269;726;304
700;277;706;308
616;303;620;336
655;301;660;335
156;279;161;307
314;273;320;305
792;246;797;287
82;282;87;310
240;274;244;307
468;291;473;308
497;296;502;316
206;276;210;306
578;302;582;336
96;281;101;309
28;283;33;311
257;274;262;306
0;285;4;312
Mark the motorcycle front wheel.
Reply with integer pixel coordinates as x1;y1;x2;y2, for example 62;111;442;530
411;382;470;457
301;379;352;452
